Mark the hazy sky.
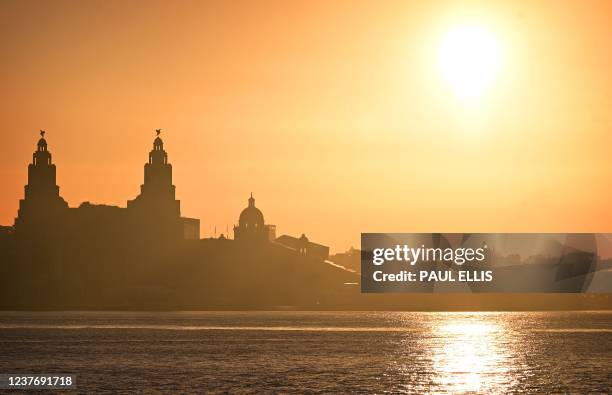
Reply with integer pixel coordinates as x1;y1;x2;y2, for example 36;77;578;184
1;0;611;252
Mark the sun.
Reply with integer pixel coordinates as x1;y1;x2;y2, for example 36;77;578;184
437;24;502;101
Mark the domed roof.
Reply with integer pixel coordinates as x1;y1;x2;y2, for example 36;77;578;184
153;129;164;150
239;194;264;226
153;136;163;149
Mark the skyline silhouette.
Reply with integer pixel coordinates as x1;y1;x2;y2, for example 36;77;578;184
6;130;333;251
3;1;612;253
0;130;350;310
0;132;609;310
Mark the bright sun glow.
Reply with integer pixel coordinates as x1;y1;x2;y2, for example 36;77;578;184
437;24;502;101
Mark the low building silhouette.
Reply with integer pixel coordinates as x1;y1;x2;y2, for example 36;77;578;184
275;234;330;261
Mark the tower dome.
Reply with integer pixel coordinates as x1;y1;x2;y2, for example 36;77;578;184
153;128;164;151
148;129;168;165
37;130;47;151
238;193;264;228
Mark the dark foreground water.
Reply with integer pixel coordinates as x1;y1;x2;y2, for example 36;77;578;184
0;311;610;393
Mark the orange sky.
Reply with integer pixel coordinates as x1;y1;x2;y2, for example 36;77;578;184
1;0;611;252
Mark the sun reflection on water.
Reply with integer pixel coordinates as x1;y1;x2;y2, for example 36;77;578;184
431;315;511;393
389;313;517;394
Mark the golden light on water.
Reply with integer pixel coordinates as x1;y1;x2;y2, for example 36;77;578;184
432;316;510;393
389;313;521;393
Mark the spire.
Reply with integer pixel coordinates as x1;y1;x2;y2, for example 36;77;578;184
248;193;255;207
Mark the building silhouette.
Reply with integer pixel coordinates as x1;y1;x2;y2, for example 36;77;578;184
11;130;335;253
128;130;180;215
0;130;348;309
234;194;276;243
14;131;69;234
127;130;200;240
275;234;330;261
1;131;602;309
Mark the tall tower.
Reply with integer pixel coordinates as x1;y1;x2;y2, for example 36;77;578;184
127;129;181;217
15;131;68;230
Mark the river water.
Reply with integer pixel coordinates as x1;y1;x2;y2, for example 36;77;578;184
0;311;610;393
